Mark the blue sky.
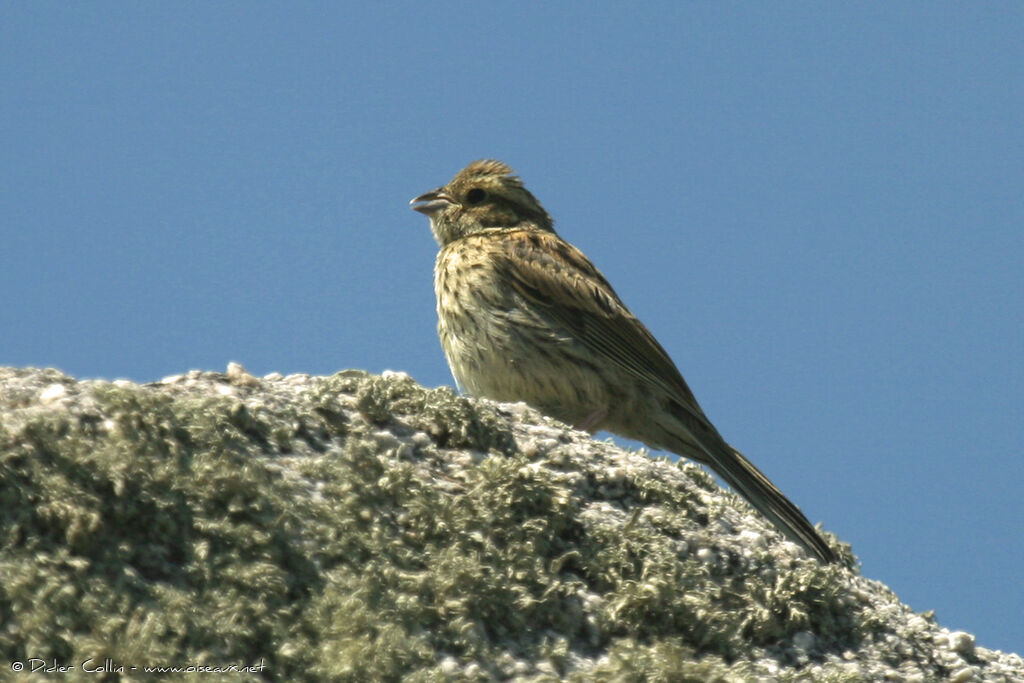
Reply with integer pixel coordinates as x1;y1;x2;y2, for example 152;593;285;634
3;3;1021;654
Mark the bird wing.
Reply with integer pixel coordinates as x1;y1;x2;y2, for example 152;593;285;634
488;228;707;420
485;229;837;563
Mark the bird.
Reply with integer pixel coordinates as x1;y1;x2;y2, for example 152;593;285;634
410;159;837;563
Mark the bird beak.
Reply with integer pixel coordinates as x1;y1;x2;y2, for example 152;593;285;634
410;189;457;215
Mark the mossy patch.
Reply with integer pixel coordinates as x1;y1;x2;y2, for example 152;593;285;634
0;367;1003;682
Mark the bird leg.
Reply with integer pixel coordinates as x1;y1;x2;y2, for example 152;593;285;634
575;407;608;433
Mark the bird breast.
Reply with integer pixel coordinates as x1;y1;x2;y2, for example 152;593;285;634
433;241;612;426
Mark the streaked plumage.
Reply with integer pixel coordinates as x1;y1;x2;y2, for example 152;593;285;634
411;159;837;563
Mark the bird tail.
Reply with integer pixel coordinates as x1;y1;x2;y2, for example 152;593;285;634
705;442;837;563
655;402;835;562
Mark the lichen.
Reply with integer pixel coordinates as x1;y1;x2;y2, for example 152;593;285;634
0;367;1014;682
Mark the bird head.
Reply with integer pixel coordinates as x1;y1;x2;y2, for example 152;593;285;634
411;159;554;246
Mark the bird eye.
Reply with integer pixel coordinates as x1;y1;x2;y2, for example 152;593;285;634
465;188;487;205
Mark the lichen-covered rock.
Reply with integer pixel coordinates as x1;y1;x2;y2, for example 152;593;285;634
0;366;1020;681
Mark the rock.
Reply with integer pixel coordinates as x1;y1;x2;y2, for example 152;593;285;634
0;366;1019;681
